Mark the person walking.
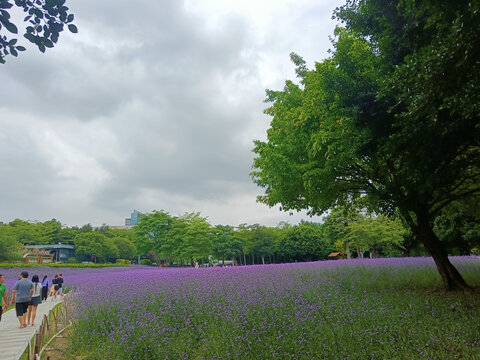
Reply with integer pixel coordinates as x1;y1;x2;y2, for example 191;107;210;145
57;273;64;299
0;274;8;323
41;275;49;301
11;271;33;328
27;275;42;326
50;274;58;299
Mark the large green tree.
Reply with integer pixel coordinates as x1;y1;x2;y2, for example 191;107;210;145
174;212;212;264
134;210;173;263
113;237;137;260
252;0;480;291
323;207;363;259
278;222;334;262
74;232;118;263
0;225;22;261
346;215;406;258
0;0;77;63
212;225;243;265
9;219;40;244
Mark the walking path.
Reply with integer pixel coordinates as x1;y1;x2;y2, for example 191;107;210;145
0;297;63;360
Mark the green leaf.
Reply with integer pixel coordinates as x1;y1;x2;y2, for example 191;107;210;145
67;13;74;23
4;21;17;34
16;46;26;51
24;33;35;42
10;48;17;57
37;42;45;53
0;1;13;9
68;24;77;33
43;38;53;48
33;8;43;19
47;8;58;16
0;9;10;19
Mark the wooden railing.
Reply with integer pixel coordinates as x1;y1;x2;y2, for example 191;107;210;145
26;296;72;360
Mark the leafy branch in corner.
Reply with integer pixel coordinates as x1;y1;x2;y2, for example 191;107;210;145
0;0;77;63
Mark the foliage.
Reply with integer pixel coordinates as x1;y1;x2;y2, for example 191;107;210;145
139;259;152;266
0;225;22;261
322;207;363;258
278;222;334;261
74;232;118;263
250;224;276;263
434;197;480;255
115;259;130;265
346;215;406;258
251;0;480;290
8;219;41;244
112;237;137;260
134;210;173;261
173;212;213;263
212;225;243;264
0;0;77;63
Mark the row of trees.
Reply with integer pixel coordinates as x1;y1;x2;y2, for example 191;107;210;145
1;205;477;265
0;219;137;263
123;209;415;266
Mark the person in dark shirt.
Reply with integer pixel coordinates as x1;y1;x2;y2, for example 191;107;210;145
57;273;64;299
41;275;49;301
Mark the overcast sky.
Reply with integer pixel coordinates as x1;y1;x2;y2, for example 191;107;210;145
0;0;344;227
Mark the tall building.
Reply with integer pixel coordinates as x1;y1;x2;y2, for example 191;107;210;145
125;210;143;226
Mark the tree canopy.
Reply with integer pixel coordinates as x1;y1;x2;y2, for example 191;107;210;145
252;0;480;291
0;0;77;63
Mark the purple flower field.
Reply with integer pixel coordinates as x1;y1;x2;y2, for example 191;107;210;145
2;257;480;359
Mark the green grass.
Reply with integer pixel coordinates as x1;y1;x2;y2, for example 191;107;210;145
68;258;480;359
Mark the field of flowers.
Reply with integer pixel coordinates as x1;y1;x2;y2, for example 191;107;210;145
2;257;480;359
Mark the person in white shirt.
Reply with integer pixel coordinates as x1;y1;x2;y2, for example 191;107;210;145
27;275;42;326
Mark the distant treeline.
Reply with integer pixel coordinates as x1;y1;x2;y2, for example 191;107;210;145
0;206;477;265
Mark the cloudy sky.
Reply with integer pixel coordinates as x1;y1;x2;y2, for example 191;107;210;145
0;0;344;227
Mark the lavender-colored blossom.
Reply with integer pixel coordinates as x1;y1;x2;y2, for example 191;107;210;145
1;257;479;359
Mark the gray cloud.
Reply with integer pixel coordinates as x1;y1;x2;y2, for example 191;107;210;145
0;0;343;227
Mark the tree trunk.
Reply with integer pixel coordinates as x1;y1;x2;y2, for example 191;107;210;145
345;241;351;259
251;253;254;265
416;214;470;292
243;252;246;266
261;255;265;265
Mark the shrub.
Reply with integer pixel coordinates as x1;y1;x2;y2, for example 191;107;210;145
116;259;130;265
68;257;77;264
139;259;153;266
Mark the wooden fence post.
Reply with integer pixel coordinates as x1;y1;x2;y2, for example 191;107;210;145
34;333;41;359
